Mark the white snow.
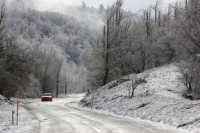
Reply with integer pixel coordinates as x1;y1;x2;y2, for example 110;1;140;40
0;95;39;133
79;64;200;133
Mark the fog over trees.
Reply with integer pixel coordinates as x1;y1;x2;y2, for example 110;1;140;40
1;0;200;99
0;0;100;98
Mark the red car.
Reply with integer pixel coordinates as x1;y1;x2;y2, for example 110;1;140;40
41;93;53;102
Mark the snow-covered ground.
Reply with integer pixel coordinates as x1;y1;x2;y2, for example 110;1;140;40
79;64;200;133
0;95;39;133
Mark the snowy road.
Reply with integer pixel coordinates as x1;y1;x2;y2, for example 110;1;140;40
24;96;182;133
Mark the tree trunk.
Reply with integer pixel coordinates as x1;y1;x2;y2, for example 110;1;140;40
56;68;60;98
103;18;110;85
55;60;62;98
64;82;67;95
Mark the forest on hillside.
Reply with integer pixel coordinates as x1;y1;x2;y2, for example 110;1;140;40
0;0;200;99
0;0;102;98
87;0;200;97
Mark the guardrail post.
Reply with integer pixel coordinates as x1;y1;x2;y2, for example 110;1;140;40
12;110;15;125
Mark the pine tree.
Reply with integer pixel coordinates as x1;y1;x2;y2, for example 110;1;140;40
82;1;86;9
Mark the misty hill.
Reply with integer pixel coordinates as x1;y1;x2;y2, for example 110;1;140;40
7;9;96;65
63;5;104;30
8;0;105;30
2;8;97;96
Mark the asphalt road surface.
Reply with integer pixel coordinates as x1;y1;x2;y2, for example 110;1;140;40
24;96;183;133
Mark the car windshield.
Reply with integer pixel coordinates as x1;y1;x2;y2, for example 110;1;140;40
43;93;51;96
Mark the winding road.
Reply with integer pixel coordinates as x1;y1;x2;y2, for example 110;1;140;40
24;96;182;133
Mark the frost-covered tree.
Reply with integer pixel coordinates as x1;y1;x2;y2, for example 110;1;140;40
98;4;105;14
5;8;97;96
173;0;200;97
82;1;86;9
0;0;35;98
87;0;135;90
87;0;178;91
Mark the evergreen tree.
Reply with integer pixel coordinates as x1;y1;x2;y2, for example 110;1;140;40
82;1;86;9
98;4;105;14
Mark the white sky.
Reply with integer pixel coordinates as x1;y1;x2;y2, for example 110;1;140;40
31;0;175;13
82;0;174;11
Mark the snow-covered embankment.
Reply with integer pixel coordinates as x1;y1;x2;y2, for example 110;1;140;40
0;95;39;133
80;64;200;132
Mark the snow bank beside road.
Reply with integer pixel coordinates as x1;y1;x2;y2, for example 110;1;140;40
80;64;200;133
0;95;39;133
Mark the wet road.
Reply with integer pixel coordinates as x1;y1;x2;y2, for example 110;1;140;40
24;96;182;133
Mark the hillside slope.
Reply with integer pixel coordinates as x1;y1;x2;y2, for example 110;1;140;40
80;64;200;132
